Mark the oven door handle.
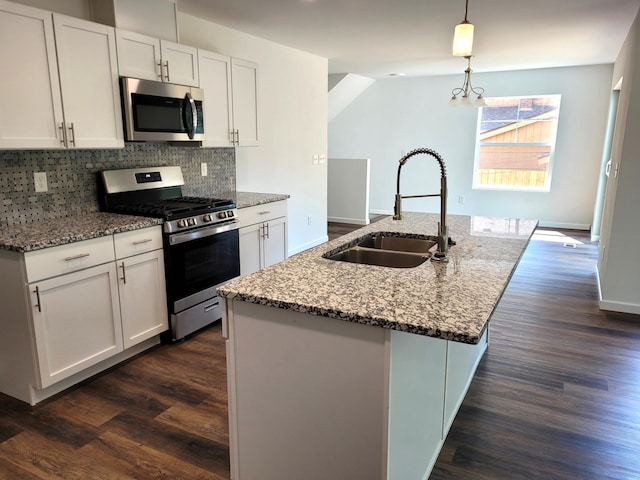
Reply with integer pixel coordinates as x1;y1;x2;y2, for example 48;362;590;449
168;221;240;245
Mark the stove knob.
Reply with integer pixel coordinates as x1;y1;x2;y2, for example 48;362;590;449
227;210;235;217
203;214;212;223
217;211;228;219
187;217;196;226
177;219;188;229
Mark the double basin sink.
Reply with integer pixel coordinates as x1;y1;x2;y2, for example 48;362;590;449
324;233;437;268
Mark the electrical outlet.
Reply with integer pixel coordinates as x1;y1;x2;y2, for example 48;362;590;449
319;155;326;164
308;215;312;226
34;172;48;192
200;162;208;176
458;195;465;204
312;155;319;165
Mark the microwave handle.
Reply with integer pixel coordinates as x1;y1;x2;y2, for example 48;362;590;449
183;92;197;139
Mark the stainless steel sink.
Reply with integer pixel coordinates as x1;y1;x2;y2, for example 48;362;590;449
324;232;437;268
325;246;430;268
356;235;437;254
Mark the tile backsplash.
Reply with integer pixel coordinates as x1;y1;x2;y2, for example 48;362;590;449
0;144;235;226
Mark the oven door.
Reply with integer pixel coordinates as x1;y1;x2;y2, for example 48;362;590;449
164;221;240;313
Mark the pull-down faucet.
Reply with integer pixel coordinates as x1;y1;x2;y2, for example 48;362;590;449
393;148;450;261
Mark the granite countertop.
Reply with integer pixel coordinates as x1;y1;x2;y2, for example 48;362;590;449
218;213;537;344
224;191;290;209
0;213;163;253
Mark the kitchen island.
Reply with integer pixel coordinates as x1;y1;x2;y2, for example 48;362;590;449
218;213;537;480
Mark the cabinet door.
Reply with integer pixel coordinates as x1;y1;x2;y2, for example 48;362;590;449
0;1;64;149
115;29;162;81
53;14;123;148
239;223;262;277
30;263;123;389
160;40;199;86
263;217;287;268
198;49;233;147
118;250;168;349
231;58;259;146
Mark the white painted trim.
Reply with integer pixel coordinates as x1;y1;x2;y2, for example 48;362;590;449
537;221;591;230
599;300;640;315
596;265;640;315
327;216;370;225
288;235;328;256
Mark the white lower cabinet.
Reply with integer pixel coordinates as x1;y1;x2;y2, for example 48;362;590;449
0;225;167;405
30;262;124;389
238;201;287;276
117;249;168;349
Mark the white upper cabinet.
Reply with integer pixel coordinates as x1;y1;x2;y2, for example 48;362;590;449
231;58;259;146
116;29;199;87
53;14;123;148
198;50;234;147
0;1;65;149
199;52;259;147
0;1;123;149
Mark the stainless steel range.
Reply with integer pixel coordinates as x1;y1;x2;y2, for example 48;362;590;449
100;166;240;341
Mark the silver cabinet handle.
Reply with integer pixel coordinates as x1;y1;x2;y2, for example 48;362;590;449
258;211;271;215
235;129;240;145
157;61;163;79
64;252;90;261
132;238;153;245
58;123;66;146
120;261;127;285
33;286;42;312
164;60;170;82
67;122;76;147
264;222;270;239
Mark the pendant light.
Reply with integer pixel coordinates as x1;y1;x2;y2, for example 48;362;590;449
452;0;474;57
449;0;486;107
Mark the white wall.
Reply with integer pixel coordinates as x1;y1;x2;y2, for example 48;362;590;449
329;65;613;229
179;14;329;255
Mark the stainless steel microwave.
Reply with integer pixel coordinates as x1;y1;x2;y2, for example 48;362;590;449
120;77;205;142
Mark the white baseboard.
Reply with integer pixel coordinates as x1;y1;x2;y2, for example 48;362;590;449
288;235;329;256
598;300;640;315
327;216;369;225
537;221;591;230
595;265;640;315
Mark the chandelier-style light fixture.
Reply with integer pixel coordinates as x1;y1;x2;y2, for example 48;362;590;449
449;0;486;107
449;55;486;107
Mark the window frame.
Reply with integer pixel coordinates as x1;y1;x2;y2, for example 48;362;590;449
472;94;562;193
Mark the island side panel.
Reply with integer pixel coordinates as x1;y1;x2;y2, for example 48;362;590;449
387;330;447;480
226;300;388;480
443;326;489;434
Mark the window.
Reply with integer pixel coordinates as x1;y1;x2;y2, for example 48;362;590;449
473;95;561;191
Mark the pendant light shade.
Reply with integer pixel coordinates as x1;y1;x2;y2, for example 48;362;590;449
452;22;474;57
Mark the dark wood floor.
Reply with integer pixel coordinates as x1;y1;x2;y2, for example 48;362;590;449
1;225;639;479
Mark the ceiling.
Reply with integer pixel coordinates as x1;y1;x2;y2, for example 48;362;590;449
177;0;640;79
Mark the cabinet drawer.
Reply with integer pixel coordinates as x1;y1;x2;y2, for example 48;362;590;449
238;201;287;228
114;226;163;259
25;235;115;282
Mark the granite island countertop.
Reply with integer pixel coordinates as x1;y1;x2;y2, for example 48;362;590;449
0;213;163;253
218;212;537;344
220;191;290;209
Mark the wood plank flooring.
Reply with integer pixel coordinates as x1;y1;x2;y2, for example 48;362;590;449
1;225;639;479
